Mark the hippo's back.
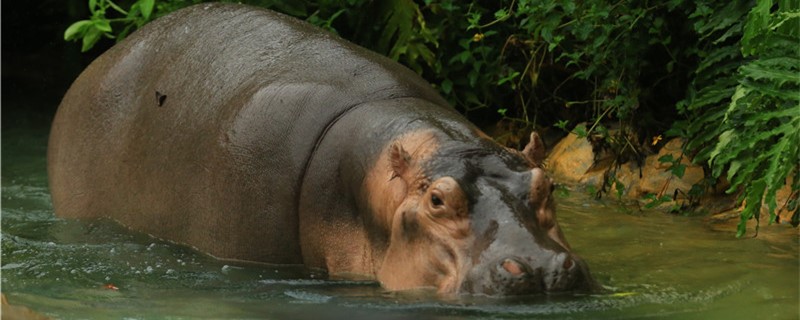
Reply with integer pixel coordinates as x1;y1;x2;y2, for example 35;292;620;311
48;3;447;263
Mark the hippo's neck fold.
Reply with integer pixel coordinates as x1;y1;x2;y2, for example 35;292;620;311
297;95;439;225
296;97;480;277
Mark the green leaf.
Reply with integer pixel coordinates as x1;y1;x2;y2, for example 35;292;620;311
468;69;479;87
494;8;508;20
118;24;135;41
740;78;800;100
737;180;767;237
753;57;800;73
671;164;687;179
376;0;418;55
643;194;673;209
81;27;103;52
728;160;743;179
555;120;569;131
726;157;760;193
615;180;625;199
449;50;471;65
139;0;155;20
740;62;800;86
498;71;520;86
742;0;772;56
573;125;588;138
697;2;749;40
562;1;576;14
713;21;744;44
714;129;783;178
688;87;736;111
64;20;93;41
467;12;481;29
708;129;735;166
441;79;453;94
89;0;97;14
722;85;747;123
93;18;112;33
658;154;675;164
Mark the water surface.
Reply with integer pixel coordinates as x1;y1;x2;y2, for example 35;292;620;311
2;126;798;319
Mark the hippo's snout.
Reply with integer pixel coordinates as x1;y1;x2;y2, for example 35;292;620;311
476;253;592;295
501;258;529;277
485;257;542;295
541;253;589;292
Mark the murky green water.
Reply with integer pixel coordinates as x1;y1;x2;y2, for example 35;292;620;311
2;125;798;319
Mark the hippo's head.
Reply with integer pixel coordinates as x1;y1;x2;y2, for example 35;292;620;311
372;131;596;296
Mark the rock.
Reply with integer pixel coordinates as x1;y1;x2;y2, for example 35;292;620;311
545;132;596;185
546;134;720;211
547;135;705;199
598;138;703;204
543;127;796;236
632;138;704;199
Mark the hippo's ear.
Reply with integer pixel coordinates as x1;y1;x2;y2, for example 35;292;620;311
530;167;572;250
522;131;546;166
390;143;412;180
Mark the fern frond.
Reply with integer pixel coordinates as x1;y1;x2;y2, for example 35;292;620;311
740;63;800;86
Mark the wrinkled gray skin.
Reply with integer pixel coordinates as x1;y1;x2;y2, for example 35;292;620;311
49;3;596;296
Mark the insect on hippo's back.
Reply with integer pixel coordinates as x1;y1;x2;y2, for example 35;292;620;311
48;3;598;296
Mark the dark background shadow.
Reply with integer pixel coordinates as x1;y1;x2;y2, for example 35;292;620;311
2;1;107;131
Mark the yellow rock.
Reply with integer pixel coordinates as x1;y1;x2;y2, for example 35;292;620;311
545;132;595;185
634;138;704;199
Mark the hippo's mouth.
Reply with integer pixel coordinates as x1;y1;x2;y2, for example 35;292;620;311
459;252;596;296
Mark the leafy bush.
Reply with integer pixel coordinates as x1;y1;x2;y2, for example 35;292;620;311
676;0;799;237
66;1;688;132
421;1;696;141
64;0;157;51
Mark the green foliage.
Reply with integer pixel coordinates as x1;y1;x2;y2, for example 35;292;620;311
64;0;157;51
554;120;570;132
643;193;677;210
422;0;694;135
314;0;438;75
554;183;571;198
658;154;687;179
677;0;800;237
613;178;625;200
64;0;691;134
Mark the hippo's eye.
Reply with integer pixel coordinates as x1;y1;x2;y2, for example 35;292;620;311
431;194;444;207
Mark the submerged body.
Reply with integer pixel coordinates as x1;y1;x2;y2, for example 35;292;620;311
49;3;595;295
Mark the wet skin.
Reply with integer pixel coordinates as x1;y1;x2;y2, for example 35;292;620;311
48;3;597;296
427;141;592;295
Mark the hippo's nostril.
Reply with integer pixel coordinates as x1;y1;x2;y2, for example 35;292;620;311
501;258;526;276
563;257;573;269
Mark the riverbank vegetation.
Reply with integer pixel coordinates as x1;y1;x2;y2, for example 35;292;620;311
64;0;799;237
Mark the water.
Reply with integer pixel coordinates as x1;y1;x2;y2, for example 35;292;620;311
2;125;798;319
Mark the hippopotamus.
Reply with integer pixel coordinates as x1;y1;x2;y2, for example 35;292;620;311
48;3;596;296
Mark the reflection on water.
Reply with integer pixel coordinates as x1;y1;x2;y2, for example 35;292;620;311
2;126;798;319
